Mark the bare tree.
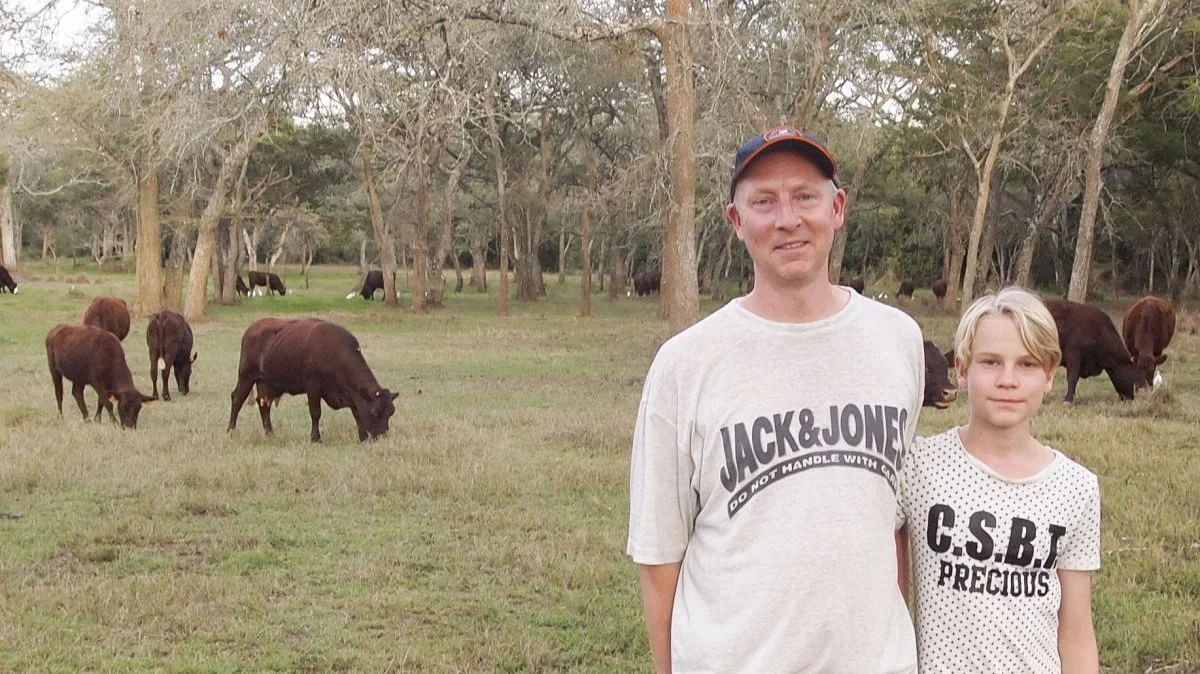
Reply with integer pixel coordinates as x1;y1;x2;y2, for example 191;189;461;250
1068;0;1174;301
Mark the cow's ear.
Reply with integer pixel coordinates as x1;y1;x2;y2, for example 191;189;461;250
942;350;955;366
141;394;155;403
107;393;117;402
390;391;399;401
1156;354;1167;365
190;352;198;364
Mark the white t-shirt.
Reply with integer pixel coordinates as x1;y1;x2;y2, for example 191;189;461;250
900;428;1101;673
627;293;924;674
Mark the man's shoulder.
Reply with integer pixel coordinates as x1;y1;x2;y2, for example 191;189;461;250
650;302;740;366
854;295;923;334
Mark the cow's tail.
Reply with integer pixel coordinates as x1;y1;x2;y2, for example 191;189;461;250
150;316;166;363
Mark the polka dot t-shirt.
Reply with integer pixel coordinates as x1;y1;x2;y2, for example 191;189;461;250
900;428;1101;673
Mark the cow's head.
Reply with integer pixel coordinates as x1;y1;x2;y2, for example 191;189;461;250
178;352;198;395
355;387;400;440
922;341;958;409
1110;357;1139;401
114;389;156;428
1129;348;1166;391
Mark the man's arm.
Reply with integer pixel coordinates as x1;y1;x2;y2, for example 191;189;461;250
638;562;682;674
1058;569;1099;674
896;527;910;604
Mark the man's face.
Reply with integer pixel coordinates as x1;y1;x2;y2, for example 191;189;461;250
726;149;845;292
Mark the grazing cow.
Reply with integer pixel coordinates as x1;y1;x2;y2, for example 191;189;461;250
932;279;947;303
897;279;916;300
0;265;17;294
227;318;399;442
235;274;250;297
146;310;197;401
1122;296;1176;390
633;270;662;297
247;270;287;296
355;270;395;300
923;340;958;409
1044;298;1138;403
845;276;865;294
83;296;131;341
46;324;154;428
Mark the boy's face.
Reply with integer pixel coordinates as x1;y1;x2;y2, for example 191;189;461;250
726;149;845;292
957;314;1056;431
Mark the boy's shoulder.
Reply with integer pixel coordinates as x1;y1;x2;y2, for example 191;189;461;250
1049;448;1100;491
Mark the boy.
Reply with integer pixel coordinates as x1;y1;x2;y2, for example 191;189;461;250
901;287;1101;673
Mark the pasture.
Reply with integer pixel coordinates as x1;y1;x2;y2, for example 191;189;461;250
0;262;1197;673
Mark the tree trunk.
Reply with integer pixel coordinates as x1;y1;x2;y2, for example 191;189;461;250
828;149;876;283
266;223;290;273
185;133;257;320
558;229;568;285
486;87;510;315
1015;156;1074;288
581;148;594;317
132;163;163;316
361;136;399;306
434;156;466;304
0;174;15;269
470;226;487;292
976;171;1004;292
411;154;431;312
162;226;186;312
609;236;626;301
943;183;969;311
960;96;1012;311
1068;0;1166;302
658;0;700;333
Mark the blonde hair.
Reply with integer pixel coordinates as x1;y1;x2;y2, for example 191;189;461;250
954;286;1061;371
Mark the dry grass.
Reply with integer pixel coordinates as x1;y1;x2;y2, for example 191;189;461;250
0;264;1196;673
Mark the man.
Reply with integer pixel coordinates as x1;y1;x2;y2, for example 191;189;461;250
627;127;923;673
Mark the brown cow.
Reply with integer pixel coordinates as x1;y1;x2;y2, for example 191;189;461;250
897;279;916;299
845;276;865;294
1044;299;1138;403
1122;296;1176;389
247;270;287;296
146;310;197;401
227;318;398;442
932;279;947;303
83;296;131;341
0;265;17;294
923;340;958;409
46;324;154;428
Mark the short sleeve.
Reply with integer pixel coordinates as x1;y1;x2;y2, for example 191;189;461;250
1056;473;1101;571
626;354;696;565
896;435;924;530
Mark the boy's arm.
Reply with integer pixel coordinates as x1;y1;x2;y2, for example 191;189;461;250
1058;569;1099;674
638;562;682;674
896;527;910;603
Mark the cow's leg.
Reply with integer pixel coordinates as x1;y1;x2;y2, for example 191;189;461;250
50;369;65;417
160;361;172;402
1062;355;1081;404
307;389;323;443
70;382;89;420
227;377;257;432
149;353;160;399
256;384;275;435
96;390;117;424
350;406;369;442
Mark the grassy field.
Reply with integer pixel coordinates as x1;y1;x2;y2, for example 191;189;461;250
0;261;1196;673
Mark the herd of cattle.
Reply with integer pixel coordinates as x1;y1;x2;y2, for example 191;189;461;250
36;291;398;441
0;263;1183;438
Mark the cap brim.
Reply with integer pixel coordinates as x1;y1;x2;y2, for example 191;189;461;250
730;137;838;201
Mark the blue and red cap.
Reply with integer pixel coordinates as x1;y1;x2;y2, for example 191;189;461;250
729;126;839;202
